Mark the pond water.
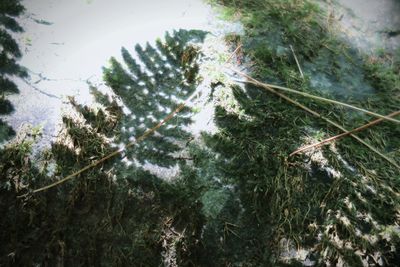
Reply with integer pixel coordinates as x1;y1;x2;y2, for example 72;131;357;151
329;0;400;53
1;1;398;266
302;0;400;100
3;0;399;149
2;0;225;148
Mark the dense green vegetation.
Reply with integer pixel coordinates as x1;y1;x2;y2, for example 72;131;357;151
205;0;400;265
1;0;399;266
0;0;26;142
0;29;211;266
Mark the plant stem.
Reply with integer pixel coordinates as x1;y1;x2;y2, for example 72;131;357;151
229;68;400;169
290;110;400;157
290;45;304;79
229;67;400;124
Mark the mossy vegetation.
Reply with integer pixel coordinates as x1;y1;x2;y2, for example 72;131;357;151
1;0;399;266
0;29;211;266
0;0;26;143
204;0;400;265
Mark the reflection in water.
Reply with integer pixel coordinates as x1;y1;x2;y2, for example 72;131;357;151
1;0;399;266
97;29;207;169
1;23;265;264
17;0;214;83
0;29;213;265
5;0;216;147
331;0;400;53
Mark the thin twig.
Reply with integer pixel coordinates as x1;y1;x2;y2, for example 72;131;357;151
290;45;304;79
226;44;242;64
290;110;400;157
229;68;400;169
229;67;400;124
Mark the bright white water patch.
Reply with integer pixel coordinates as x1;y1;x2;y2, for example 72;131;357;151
18;0;215;85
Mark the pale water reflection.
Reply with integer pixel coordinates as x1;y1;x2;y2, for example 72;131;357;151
327;0;400;53
4;0;218;147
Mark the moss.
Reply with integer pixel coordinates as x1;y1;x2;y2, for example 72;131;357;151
206;0;400;265
1;1;400;266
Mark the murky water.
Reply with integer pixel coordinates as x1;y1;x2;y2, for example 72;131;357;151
302;0;400;100
328;0;400;53
1;1;398;265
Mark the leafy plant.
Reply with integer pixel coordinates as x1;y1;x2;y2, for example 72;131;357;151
0;0;26;142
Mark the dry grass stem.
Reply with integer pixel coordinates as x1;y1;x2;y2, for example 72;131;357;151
290;110;400;157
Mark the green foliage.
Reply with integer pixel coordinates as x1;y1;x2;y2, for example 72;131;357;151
206;0;400;265
1;1;400;266
0;29;214;266
102;29;206;168
0;0;26;143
